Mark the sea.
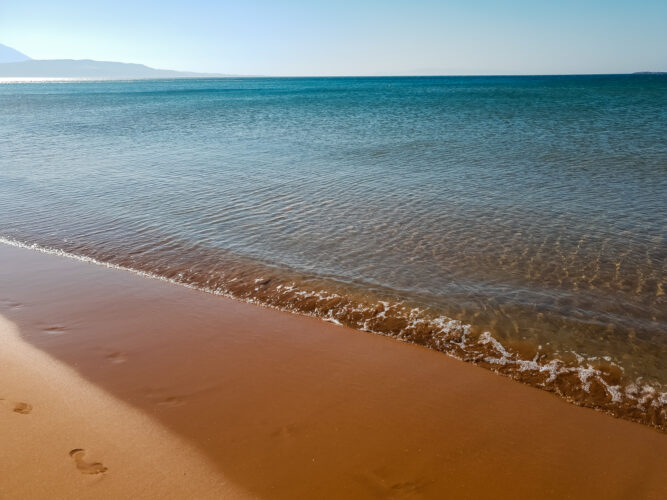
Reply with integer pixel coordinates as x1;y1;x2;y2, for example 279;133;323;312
1;75;665;428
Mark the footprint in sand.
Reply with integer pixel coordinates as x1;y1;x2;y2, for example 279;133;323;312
155;396;186;408
357;467;430;498
0;299;24;310
143;389;187;408
2;398;33;414
69;449;107;475
105;351;127;364
42;325;67;335
13;402;32;414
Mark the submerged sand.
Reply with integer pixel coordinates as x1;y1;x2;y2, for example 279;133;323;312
0;243;665;499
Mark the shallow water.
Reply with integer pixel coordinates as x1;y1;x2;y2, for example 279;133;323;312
1;75;665;427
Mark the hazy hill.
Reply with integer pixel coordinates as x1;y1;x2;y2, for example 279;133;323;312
0;43;230;79
0;59;227;79
0;43;31;63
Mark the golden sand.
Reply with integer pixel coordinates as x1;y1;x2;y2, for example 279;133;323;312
0;314;248;499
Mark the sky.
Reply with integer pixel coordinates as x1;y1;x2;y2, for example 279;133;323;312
1;0;666;76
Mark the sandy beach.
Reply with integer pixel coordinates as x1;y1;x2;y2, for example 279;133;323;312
0;242;665;499
0;313;247;499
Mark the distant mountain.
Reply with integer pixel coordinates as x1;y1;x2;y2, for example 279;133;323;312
0;44;231;79
632;71;666;75
0;59;229;79
0;43;31;63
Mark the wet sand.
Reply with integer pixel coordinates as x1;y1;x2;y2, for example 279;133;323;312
0;243;665;499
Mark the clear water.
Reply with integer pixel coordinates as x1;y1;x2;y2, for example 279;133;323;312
1;76;665;427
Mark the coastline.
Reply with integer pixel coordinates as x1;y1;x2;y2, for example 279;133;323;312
2;236;663;430
3;74;666;431
1;243;665;499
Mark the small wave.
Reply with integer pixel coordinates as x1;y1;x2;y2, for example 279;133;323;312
1;236;664;430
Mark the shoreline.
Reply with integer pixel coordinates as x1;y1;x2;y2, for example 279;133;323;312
1;243;666;498
2;235;663;431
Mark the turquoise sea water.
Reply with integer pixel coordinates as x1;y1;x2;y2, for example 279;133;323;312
1;76;665;427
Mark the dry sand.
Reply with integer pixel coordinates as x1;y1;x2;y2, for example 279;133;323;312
0;314;249;499
0;243;665;499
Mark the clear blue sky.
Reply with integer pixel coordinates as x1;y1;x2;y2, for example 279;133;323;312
1;0;665;75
